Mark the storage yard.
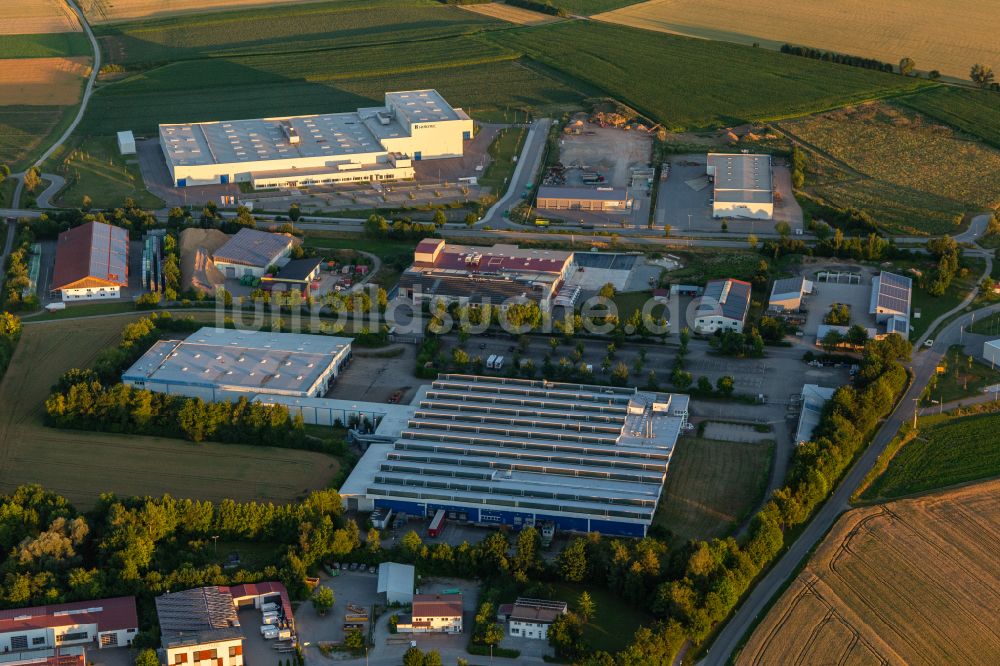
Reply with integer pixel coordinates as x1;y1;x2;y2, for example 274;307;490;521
739;479;1000;665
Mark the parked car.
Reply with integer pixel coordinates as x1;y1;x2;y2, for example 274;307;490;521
368;566;376;574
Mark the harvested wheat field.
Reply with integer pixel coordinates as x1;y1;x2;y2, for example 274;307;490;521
596;0;999;81
738;479;1000;666
80;0;328;23
0;316;341;509
1;0;81;35
460;2;560;25
0;56;89;105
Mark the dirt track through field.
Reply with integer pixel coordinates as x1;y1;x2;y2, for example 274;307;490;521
0;316;339;508
738;479;1000;665
596;0;1000;81
2;0;82;35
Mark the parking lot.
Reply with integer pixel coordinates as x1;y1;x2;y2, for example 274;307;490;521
802;274;878;339
325;346;425;404
655;154;803;234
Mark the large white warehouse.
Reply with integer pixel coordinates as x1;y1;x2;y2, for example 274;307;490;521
159;90;474;188
707;153;774;220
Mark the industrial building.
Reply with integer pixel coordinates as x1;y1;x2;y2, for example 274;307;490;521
0;597;138;654
869;270;911;336
377;563;415;605
983;339;1000;366
155;588;243;666
795;384;837;445
339;375;690;537
536;186;632;212
50;222;129;301
395;595;463;634
397;239;574;308
159;90;472;187
768;276;812;312
694;278;752;333
501;598;568;640
706;153;773;220
122;327;352;401
212;228;297;278
117;131;135;155
260;257;323;292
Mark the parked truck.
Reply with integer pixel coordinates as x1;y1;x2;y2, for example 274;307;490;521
428;509;447;538
486;354;497;369
493;355;504;370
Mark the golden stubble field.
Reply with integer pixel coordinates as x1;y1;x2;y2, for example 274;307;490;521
459;2;560;26
0;315;340;509
2;0;81;35
738;479;1000;665
595;0;999;81
0;56;90;105
79;0;329;23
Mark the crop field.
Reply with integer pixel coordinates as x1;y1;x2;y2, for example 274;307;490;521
0;316;341;509
557;1;640;14
459;2;559;25
489;21;928;131
79;38;586;134
738;480;1000;665
862;412;1000;501
595;0;998;81
786;104;1000;235
95;0;503;68
898;87;1000;150
0;105;69;169
0;56;89;105
80;0;340;24
2;0;81;34
0;32;92;58
653;437;773;544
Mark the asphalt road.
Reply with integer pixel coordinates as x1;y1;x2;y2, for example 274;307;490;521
479;118;551;227
703;250;996;665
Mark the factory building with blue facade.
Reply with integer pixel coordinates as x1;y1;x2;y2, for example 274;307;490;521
339;375;689;538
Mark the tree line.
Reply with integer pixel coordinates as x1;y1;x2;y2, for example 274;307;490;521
1;224;37;311
0;312;21;381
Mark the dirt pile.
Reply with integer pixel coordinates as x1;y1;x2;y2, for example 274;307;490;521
179;228;228;293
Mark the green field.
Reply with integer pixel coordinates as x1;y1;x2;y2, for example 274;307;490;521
479;125;527;192
79;36;585;134
95;0;503;67
0;32;92;58
0;105;75;170
790;104;1000;235
653;436;773;543
549;582;653;654
898;86;1000;150
864;412;1000;500
970;311;1000;336
923;345;1000;405
488;21;929;131
42;135;164;209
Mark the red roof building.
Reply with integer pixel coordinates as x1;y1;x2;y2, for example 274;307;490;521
0;597;138;652
50;222;129;300
396;594;463;634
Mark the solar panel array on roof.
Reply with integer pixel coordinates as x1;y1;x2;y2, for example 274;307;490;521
89;222;129;281
876;271;911;315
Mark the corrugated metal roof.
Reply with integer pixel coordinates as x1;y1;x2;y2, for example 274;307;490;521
51;222;129;291
213;229;294;268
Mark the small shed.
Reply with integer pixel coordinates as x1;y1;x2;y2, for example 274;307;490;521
117;130;136;155
377;562;415;605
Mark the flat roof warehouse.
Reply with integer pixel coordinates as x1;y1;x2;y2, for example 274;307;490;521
339;375;690;537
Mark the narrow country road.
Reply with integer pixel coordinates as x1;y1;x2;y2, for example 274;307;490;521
702;249;996;665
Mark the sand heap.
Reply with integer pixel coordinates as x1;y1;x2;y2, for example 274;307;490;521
179;227;228;293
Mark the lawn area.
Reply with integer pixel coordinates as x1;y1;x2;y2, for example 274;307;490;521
94;0;505;68
652;436;773;543
665;250;762;284
28;300;138;321
0;315;343;508
788;104;1000;236
548;582;653;654
0;32;92;59
41;135;164;209
488;21;929;131
0;176;16;208
479;125;527;194
970;311;1000;336
923;345;1000;406
909;256;983;341
898;86;1000;150
78;38;585;135
863;411;1000;500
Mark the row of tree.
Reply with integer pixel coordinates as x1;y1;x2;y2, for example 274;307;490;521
0;312;21;380
1;224;37;311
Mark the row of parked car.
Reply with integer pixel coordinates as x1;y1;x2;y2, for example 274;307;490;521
330;562;378;574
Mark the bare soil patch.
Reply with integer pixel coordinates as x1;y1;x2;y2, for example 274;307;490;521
1;0;81;35
0;56;90;105
739;479;1000;665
